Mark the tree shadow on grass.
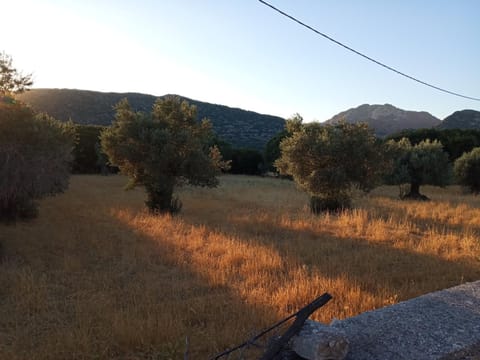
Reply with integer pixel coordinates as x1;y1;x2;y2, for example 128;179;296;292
174;201;480;326
227;213;480;295
101;214;292;360
369;198;480;238
0;215;287;360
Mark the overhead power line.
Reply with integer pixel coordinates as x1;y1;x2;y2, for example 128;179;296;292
258;0;480;102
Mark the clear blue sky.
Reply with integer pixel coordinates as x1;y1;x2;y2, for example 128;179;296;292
2;0;479;121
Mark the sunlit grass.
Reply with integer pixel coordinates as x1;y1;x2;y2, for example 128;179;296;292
1;175;479;359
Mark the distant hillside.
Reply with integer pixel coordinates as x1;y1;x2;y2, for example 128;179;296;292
438;110;480;130
325;104;441;137
18;88;285;151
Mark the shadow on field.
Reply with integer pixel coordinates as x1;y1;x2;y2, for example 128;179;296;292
28;176;474;360
370;199;480;236
179;208;480;306
106;215;279;359
0;191;279;358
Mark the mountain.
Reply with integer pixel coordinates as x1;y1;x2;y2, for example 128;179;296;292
17;88;285;151
324;104;441;137
438;110;480;130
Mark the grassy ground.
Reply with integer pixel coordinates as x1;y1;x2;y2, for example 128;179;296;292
1;175;479;359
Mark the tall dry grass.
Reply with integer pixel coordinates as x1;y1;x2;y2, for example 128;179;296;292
1;175;479;359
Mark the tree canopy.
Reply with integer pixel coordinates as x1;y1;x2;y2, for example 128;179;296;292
385;138;451;200
264;114;303;172
101;96;228;213
0;52;33;96
0;102;73;220
275;121;385;212
71;124;106;174
0;53;72;221
387;128;480;161
454;147;480;195
229;148;264;175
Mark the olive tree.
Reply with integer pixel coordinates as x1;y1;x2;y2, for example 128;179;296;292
0;53;73;221
0;51;32;96
275;121;385;213
454;147;480;194
385;138;451;200
101;96;228;214
0;102;74;220
264;114;303;172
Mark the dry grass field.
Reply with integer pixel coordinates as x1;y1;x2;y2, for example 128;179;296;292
1;174;480;359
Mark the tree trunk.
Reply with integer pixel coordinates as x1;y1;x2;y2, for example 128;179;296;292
145;180;181;214
409;182;420;197
402;182;429;201
309;195;351;214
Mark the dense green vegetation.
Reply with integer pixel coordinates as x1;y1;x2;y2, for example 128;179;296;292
264;129;288;171
387;128;480;161
0;53;73;221
454;147;480;195
229;148;264;175
264;114;303;172
72;124;109;174
71;126;266;177
0;101;73;221
18;88;285;151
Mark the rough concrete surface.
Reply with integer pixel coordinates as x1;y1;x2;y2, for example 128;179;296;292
330;281;480;360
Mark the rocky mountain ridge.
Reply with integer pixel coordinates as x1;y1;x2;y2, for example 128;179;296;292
17;89;480;147
438;109;480;130
324;103;442;137
18;88;285;151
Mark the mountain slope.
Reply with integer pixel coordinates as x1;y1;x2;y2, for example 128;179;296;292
438;110;480;130
325;104;441;137
17;88;285;151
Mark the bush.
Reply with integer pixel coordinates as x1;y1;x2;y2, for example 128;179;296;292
387;128;480;161
229;148;264;175
454;147;480;194
264;130;288;172
0;100;73;221
72;125;104;173
71;125;117;174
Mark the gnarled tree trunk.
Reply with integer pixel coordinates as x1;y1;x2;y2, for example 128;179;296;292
145;180;181;214
402;181;429;201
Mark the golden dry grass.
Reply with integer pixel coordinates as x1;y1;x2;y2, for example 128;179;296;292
1;175;479;359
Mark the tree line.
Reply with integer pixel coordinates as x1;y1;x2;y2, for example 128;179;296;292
272;115;480;212
2;52;480;221
1;52;72;220
71;124;265;176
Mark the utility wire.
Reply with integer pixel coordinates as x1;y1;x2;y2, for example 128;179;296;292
258;0;480;102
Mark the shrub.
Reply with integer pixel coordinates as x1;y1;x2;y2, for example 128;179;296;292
454;147;480;194
0;100;74;221
229;148;264;175
72;125;104;173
